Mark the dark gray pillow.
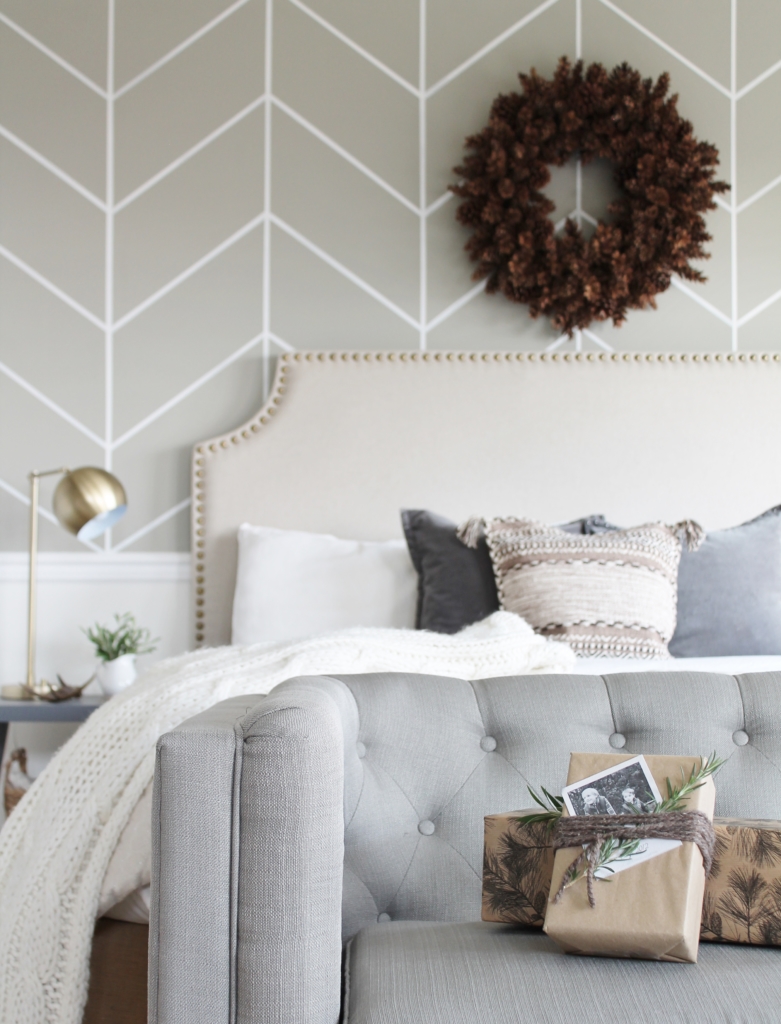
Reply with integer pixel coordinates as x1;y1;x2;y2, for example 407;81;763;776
670;505;781;656
401;510;617;635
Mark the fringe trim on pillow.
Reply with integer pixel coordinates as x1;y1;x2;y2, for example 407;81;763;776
456;516;485;549
671;520;705;551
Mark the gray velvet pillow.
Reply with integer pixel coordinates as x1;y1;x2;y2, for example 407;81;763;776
670;505;781;656
401;510;498;634
401;510;616;635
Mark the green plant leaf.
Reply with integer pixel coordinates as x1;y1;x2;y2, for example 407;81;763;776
82;612;159;662
653;752;726;813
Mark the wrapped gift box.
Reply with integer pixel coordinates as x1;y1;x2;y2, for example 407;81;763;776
484;812;781;949
484;775;781;953
484;753;716;962
543;752;716;961
482;812;555;927
702;818;781;946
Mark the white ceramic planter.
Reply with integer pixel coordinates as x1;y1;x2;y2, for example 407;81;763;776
97;653;137;696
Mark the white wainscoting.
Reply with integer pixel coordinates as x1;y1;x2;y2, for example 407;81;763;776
0;553;192;808
0;552;192;684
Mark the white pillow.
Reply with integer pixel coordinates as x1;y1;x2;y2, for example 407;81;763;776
231;523;418;644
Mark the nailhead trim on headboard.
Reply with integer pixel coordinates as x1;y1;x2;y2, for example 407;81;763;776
192;352;294;642
191;350;781;645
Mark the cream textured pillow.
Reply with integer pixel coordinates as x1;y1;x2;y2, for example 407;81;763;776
462;518;701;659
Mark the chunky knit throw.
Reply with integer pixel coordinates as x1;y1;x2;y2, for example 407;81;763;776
0;612;573;1024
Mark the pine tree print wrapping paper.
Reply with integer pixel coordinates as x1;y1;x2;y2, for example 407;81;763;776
702;819;781;945
484;813;781;947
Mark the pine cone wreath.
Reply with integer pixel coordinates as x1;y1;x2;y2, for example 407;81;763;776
451;57;729;335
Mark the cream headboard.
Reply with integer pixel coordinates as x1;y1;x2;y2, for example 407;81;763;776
193;350;781;646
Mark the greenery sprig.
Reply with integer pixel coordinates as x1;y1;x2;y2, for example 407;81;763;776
653;752;726;812
514;787;564;832
83;613;158;662
558;835;644;894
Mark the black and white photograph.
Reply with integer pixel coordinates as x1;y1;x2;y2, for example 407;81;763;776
562;756;681;878
562;755;662;818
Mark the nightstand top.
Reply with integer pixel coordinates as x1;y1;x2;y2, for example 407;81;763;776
0;695;107;722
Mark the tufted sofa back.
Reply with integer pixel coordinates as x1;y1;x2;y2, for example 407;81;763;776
270;671;781;942
151;669;781;1023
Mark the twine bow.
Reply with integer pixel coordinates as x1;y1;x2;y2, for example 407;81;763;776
551;810;716;909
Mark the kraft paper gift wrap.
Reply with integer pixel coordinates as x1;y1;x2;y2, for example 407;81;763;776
542;752;715;963
482;813;555;927
483;814;781;949
701;819;781;946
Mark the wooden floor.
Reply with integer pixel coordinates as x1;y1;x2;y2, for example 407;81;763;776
83;920;148;1024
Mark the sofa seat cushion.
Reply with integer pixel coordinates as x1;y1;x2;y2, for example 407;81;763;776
344;921;781;1024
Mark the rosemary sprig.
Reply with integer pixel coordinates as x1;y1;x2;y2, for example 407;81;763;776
559;836;644;893
653;752;726;813
514;786;564;832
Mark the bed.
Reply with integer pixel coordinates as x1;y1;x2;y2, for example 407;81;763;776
193;348;781;660
28;350;781;1021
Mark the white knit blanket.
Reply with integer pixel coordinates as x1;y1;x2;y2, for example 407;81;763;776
0;612;573;1024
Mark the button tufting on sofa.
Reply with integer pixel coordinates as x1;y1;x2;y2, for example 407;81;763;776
732;730;749;746
356;741;367;758
479;736;497;752
153;668;781;1024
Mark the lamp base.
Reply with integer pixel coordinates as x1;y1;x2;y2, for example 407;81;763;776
1;684;33;701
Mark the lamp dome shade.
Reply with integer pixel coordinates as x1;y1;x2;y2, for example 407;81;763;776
52;467;127;541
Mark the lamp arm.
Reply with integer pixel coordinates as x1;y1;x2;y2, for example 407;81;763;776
27;475;40;687
26;467;68;689
23;465;127;692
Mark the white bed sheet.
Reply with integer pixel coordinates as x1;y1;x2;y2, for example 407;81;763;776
575;655;781;674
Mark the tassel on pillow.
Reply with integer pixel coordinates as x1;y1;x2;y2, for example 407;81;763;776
456;516;485;549
671;520;705;551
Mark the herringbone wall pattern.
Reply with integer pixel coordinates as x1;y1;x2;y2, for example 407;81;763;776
1;0;780;552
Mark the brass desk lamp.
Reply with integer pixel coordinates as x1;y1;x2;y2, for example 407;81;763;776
2;467;127;700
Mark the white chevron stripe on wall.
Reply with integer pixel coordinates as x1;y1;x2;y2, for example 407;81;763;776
1;0;780;553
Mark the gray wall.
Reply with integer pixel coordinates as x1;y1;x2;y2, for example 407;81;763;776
1;0;780;553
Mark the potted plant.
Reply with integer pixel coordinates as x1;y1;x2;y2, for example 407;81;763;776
83;613;158;696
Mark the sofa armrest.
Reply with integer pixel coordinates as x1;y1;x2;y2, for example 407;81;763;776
149;681;347;1024
149;695;256;1024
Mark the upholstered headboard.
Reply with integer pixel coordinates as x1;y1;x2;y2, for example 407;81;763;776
192;351;781;646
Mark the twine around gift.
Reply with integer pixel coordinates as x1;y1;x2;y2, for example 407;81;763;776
551;811;716;909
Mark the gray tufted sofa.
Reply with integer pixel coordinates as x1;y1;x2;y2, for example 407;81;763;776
149;671;781;1024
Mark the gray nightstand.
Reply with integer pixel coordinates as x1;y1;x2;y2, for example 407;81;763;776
0;695;107;756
